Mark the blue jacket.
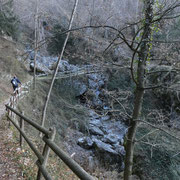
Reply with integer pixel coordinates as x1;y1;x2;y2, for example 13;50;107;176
11;77;21;87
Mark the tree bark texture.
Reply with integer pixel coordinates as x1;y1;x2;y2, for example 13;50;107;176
124;1;154;180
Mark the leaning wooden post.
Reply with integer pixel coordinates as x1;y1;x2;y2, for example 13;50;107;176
13;94;17;120
20;111;25;148
12;95;15;119
6;99;11;126
37;127;56;180
10;96;13;117
8;97;12;127
9;97;12;116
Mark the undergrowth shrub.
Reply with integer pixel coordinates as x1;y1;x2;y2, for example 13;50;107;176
47;23;74;55
18;78;89;139
0;0;19;39
134;125;180;180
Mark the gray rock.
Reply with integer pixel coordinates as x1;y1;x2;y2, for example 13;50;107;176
88;79;98;89
88;156;95;170
77;137;94;149
73;81;87;96
103;106;110;110
94;139;123;166
92;98;103;107
95;90;100;98
30;62;51;74
89;110;100;119
94;139;118;154
97;80;104;87
58;60;79;72
114;144;126;156
89;125;104;136
100;115;110;121
89;119;102;127
103;134;120;144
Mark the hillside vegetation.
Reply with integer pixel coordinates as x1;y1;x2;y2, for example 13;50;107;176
0;37;30;102
0;0;180;179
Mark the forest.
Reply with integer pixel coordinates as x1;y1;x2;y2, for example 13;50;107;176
0;0;180;179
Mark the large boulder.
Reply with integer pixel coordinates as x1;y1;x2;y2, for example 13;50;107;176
77;137;94;149
73;81;87;97
89;125;104;136
58;60;79;72
102;134;120;144
30;62;52;74
93;139;124;169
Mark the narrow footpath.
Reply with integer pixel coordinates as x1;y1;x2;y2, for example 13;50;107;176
0;99;23;179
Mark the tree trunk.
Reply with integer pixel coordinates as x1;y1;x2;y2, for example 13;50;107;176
124;1;154;179
40;0;79;131
33;0;39;90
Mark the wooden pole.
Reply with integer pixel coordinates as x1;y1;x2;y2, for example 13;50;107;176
43;137;95;180
37;127;56;180
33;0;39;90
36;161;52;180
7;115;44;163
40;0;79;136
20;111;25;148
6;105;50;136
12;95;15;119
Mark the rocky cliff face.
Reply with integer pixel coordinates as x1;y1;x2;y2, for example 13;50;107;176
25;49;128;171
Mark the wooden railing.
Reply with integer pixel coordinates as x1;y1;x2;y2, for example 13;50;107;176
37;65;102;80
5;87;94;180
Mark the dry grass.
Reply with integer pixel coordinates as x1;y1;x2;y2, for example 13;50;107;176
0;36;31;102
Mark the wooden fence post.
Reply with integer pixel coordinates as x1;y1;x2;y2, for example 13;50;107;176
10;96;13;117
12;95;15;119
20;111;25;148
37;127;56;180
8;97;12;126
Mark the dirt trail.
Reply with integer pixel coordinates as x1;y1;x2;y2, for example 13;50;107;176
0;99;23;179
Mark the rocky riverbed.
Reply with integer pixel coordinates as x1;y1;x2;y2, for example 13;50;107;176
27;50;127;171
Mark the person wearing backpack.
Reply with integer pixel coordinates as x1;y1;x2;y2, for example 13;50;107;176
11;75;22;93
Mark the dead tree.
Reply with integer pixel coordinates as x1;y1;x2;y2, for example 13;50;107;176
40;0;79;133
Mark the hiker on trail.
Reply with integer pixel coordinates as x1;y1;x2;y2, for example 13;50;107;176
11;75;21;93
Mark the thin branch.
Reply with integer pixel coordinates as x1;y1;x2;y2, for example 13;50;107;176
135;119;180;141
40;0;79;131
146;70;177;75
136;129;159;142
143;84;163;90
152;40;180;44
105;91;132;119
103;36;120;53
172;152;180;158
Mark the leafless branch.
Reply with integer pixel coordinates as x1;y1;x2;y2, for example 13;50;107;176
135;119;180;141
136;129;159;142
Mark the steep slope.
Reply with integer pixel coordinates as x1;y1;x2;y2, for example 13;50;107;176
0;36;31;179
0;36;30;101
0;101;23;179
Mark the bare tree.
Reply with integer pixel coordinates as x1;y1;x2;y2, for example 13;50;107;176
40;0;79;133
33;0;39;89
123;1;155;179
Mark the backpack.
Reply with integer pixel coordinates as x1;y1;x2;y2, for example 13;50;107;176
12;79;17;86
